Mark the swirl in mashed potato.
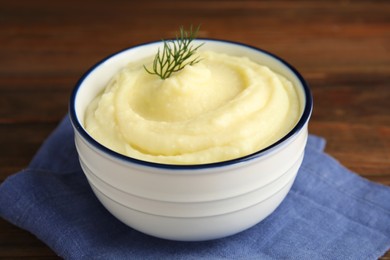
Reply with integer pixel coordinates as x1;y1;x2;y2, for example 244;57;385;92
84;51;301;164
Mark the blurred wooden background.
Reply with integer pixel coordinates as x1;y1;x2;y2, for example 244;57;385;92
1;0;389;258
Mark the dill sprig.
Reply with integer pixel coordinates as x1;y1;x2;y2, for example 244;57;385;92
144;25;204;80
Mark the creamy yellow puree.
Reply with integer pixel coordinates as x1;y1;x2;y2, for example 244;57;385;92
84;51;301;164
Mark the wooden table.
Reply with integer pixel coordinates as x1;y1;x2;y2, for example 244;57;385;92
1;0;389;258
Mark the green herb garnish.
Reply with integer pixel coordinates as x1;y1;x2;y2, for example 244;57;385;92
144;25;203;80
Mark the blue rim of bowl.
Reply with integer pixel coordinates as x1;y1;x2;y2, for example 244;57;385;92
69;38;313;170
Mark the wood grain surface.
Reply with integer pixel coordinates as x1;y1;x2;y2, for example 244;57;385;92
1;0;389;258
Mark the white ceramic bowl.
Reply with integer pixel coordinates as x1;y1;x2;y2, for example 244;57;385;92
69;39;313;241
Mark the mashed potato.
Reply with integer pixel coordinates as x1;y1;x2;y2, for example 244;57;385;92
84;51;300;164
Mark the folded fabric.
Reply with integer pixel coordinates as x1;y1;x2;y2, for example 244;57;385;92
1;115;389;260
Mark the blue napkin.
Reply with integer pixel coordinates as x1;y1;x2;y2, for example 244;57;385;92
1;115;389;260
